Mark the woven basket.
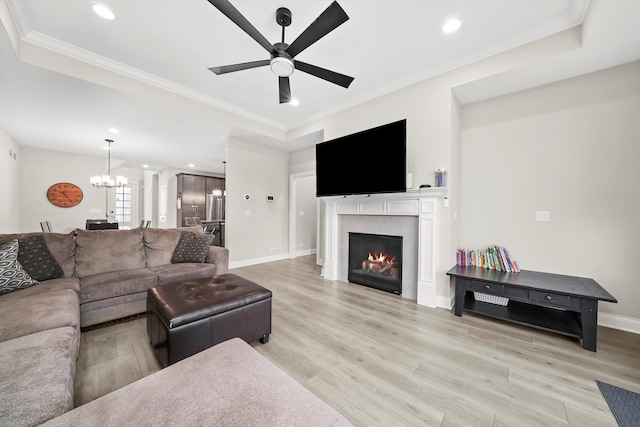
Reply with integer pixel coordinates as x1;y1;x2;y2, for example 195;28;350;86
473;291;509;306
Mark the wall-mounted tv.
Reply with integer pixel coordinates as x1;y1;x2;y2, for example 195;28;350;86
316;119;406;197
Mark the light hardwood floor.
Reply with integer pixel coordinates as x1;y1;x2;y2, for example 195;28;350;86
75;255;640;426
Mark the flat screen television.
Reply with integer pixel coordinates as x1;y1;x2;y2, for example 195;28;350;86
316;119;406;197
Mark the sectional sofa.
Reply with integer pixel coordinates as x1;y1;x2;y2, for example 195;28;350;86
0;226;228;426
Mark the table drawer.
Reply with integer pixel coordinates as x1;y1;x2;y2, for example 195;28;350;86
529;290;571;308
471;281;504;295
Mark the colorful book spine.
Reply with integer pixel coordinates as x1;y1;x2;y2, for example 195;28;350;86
456;246;520;273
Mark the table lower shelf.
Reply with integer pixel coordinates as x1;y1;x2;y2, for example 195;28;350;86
463;292;582;339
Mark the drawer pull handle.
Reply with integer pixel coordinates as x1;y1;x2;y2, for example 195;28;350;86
545;295;552;301
485;285;491;290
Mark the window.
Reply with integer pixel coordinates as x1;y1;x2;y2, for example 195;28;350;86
114;186;132;223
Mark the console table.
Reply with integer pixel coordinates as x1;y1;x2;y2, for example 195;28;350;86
447;266;617;351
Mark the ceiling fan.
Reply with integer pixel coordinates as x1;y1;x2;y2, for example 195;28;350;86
206;0;354;104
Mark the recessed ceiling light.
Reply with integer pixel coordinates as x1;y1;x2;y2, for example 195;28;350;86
443;19;461;34
142;164;149;168
93;4;116;20
108;127;119;134
188;164;195;168
289;99;300;106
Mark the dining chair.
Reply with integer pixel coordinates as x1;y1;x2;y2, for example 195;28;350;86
184;217;194;226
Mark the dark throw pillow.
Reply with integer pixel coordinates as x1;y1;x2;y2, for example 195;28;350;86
0;240;39;296
171;232;212;264
17;235;64;282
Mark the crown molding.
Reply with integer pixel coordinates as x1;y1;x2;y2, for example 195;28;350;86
17;28;287;132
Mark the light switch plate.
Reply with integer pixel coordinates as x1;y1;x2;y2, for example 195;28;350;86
536;211;550;222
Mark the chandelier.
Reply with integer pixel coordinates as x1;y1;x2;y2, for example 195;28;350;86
90;139;128;188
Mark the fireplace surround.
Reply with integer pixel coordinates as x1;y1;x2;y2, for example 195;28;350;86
321;189;446;307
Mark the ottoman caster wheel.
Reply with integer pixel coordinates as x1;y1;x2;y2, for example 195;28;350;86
260;334;269;344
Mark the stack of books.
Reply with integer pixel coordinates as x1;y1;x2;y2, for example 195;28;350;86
456;246;520;273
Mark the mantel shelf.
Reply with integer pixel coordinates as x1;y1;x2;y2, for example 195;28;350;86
320;188;447;202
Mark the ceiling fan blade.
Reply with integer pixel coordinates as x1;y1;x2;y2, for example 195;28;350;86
294;61;354;88
206;0;275;55
279;77;292;104
208;59;270;75
286;1;349;58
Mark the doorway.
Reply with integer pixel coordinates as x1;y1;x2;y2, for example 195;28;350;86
288;171;318;260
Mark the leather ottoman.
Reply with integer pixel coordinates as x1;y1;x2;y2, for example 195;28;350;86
146;273;272;367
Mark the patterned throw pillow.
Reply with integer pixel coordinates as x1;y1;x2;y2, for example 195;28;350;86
17;235;64;281
0;240;39;296
171;232;212;264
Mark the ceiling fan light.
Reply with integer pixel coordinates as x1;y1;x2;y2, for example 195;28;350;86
270;57;294;77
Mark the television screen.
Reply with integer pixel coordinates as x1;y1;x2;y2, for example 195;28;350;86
316;119;406;197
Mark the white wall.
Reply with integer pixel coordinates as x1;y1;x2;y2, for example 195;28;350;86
294;174;317;255
142;169;158;226
460;61;640;322
16;146;142;233
285;24;611;310
226;137;290;265
0;129;20;232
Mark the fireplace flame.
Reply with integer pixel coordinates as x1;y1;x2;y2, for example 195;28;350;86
367;252;395;264
362;252;396;274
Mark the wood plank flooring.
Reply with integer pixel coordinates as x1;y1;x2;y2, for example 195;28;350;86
75;255;640;426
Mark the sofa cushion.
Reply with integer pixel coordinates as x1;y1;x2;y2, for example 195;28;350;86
171;232;213;264
0;240;39;296
0;277;79;301
75;228;146;278
149;263;217;286
79;268;158;304
0;327;78;427
0;232;76;278
143;226;205;267
17;235;64;281
0;288;79;343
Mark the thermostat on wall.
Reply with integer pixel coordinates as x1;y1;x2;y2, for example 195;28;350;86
266;195;275;202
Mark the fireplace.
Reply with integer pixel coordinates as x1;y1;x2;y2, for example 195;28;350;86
348;232;402;295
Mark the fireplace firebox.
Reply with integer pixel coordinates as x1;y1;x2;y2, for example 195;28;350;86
348;232;402;294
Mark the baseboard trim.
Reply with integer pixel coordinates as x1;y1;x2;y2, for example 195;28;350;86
598;313;640;335
289;249;317;259
229;253;289;269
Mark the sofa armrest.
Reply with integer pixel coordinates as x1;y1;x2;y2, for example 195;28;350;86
206;246;229;274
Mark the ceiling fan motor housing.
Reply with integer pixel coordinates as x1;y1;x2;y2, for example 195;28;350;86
271;42;294;77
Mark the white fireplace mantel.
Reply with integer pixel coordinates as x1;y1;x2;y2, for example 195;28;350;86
321;188;446;308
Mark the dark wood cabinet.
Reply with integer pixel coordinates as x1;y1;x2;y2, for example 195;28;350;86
447;266;617;351
176;173;225;227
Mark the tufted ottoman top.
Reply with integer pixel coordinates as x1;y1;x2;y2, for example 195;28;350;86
147;273;271;329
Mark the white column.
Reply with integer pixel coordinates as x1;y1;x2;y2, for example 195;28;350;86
322;201;339;280
417;199;438;307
